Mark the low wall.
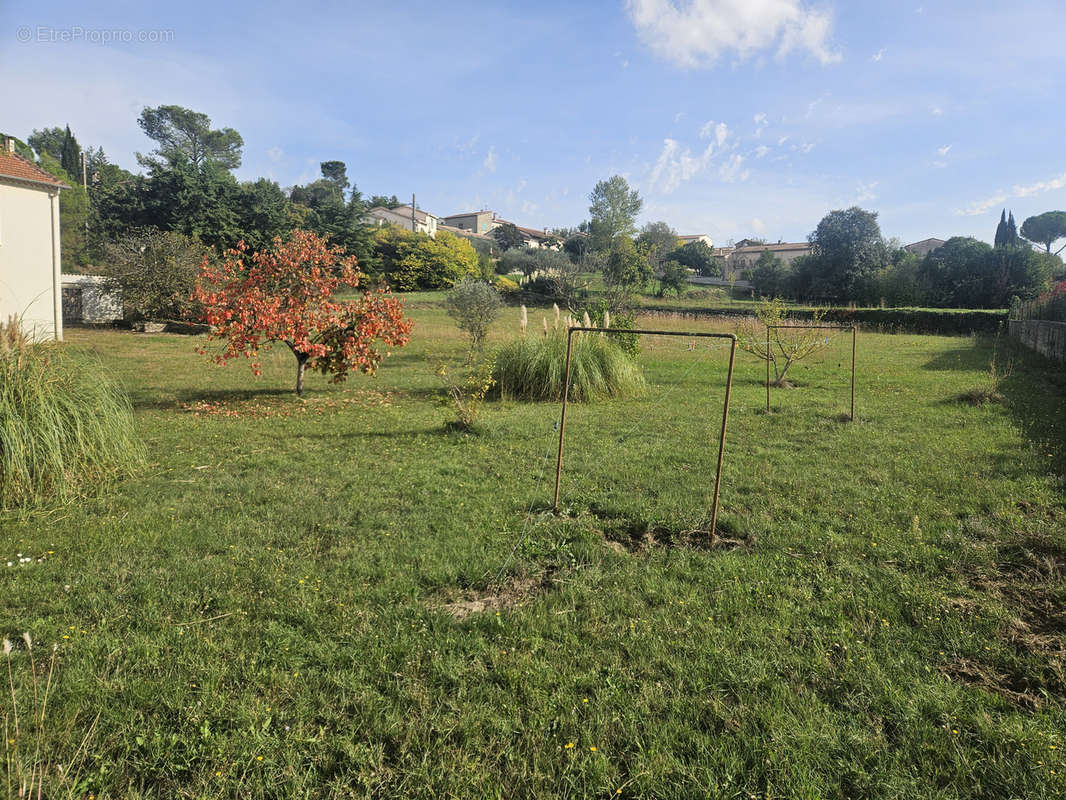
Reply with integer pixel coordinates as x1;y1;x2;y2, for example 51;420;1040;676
1009;319;1066;362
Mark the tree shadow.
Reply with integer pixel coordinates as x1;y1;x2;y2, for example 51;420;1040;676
997;344;1066;480
921;341;990;372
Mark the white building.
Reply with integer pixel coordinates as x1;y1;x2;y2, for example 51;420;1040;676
0;139;68;340
61;274;123;324
364;205;439;237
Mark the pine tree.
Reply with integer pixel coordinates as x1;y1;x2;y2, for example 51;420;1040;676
994;209;1009;247
60;125;81;180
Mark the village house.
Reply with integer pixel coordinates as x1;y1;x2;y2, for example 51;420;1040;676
364;204;439;237
903;238;946;257
726;241;812;279
0;138;68;341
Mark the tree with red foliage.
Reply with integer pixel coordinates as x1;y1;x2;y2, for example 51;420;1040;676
193;230;412;395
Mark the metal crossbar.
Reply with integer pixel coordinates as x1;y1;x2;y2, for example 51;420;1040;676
552;327;738;537
764;324;857;421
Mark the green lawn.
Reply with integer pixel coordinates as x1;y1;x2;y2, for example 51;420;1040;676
2;306;1064;799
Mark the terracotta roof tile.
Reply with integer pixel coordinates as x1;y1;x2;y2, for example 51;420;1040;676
0;151;69;189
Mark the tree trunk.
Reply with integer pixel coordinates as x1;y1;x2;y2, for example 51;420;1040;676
295;354;309;396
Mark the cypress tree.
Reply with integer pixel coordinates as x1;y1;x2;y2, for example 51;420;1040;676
994;209;1009;247
60;125;81;179
1006;211;1019;245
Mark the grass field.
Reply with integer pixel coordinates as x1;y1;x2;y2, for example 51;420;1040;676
2;304;1065;799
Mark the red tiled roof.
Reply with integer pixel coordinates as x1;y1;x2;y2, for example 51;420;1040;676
0;151;69;189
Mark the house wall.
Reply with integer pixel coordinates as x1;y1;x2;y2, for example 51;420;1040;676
0;182;59;340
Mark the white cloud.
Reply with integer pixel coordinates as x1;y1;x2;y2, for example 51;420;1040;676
753;145;770;159
674;111;685;123
267;146;283;162
753;112;768;126
937;144;952;156
777;135;790;146
872;48;885;62
958;171;1066;216
626;0;840;69
932;160;948;169
649;137;719;193
855;181;879;203
751;217;767;234
699;121;729;146
931;105;943;116
718;154;749;183
483;146;498;173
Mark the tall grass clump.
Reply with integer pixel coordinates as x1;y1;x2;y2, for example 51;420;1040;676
493;327;645;402
0;319;144;508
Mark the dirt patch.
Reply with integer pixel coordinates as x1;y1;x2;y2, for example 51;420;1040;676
940;658;1046;711
587;505;752;554
431;575;548;621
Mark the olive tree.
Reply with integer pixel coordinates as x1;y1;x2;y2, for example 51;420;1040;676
446;279;503;356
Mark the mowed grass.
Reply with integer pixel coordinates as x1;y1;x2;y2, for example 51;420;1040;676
2;306;1065;799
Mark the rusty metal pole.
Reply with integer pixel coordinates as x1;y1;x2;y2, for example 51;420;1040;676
710;336;737;537
850;326;857;422
765;325;771;413
552;327;576;512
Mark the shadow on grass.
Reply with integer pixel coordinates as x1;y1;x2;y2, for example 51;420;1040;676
921;340;991;372
998;343;1066;480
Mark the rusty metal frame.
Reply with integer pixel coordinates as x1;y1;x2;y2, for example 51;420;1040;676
765;324;857;421
552;327;738;537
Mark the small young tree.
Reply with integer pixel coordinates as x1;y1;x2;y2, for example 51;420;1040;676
736;298;829;387
446;278;502;355
657;259;689;297
193;230;412;395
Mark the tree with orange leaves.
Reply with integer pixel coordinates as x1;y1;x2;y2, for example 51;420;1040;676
193;230;412;395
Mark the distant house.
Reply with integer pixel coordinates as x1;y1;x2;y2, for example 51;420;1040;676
726;242;812;279
903;238;945;257
442;210;500;235
677;234;713;248
510;224;559;250
0;138;68;341
365;205;438;237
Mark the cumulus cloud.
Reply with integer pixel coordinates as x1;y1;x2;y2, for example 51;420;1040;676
754;145;770;158
626;0;841;69
958;171;1066;216
483;147;498;172
937;144;952;156
718;154;749;183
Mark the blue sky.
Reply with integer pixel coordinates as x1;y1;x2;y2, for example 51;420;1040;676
3;0;1065;246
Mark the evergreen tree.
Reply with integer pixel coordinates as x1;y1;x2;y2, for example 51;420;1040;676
1006;211;1019;245
60;125;81;179
994;209;1009;247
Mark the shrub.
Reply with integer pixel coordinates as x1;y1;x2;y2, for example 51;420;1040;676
446;279;502;355
494;276;520;294
372;227;479;290
493;328;645;402
101;228;209;321
0;318;144;508
435;356;496;431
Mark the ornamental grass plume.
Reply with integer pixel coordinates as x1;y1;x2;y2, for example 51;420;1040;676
0;317;144;509
492;327;645;402
519;305;528;337
553;303;560;330
582;311;592;329
542;318;549;336
603;310;610;330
